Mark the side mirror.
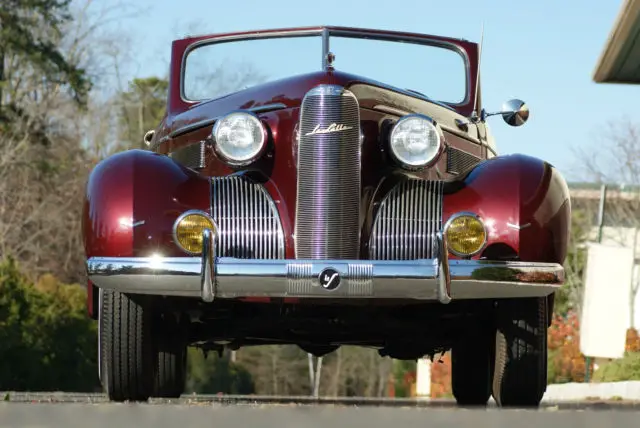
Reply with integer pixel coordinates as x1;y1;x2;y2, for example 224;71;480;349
478;98;530;127
500;99;529;127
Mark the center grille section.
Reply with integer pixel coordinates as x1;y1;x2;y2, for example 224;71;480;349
211;175;285;259
295;85;361;259
369;179;443;260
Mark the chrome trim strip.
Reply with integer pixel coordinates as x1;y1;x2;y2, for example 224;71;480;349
167;103;288;140
87;256;564;301
201;228;215;302
322;28;330;70
170;118;217;139
436;231;452;304
371;104;478;141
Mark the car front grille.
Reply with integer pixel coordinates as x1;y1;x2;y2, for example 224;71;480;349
294;85;362;259
210;175;285;259
446;146;482;175
170;141;206;170
368;179;443;260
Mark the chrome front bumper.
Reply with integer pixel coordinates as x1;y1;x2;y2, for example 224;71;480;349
86;230;564;304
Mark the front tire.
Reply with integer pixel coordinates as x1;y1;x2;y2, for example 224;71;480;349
492;297;548;407
100;289;155;402
451;325;494;406
153;314;187;398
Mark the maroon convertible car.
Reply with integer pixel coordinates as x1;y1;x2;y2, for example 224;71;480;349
83;26;570;406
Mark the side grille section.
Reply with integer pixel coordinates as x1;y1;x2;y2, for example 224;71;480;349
211;175;285;259
170;141;206;170
369;180;443;260
295;85;362;259
446;146;481;175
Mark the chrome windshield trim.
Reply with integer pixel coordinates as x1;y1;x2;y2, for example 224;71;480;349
179;26;472;107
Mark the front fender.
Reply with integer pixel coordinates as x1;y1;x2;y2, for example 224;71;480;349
82;149;211;319
82;149;211;259
443;154;571;264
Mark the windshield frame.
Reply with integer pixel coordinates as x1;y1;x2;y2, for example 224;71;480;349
179;26;472;108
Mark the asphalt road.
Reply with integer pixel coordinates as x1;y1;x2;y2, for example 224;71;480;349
2;397;640;428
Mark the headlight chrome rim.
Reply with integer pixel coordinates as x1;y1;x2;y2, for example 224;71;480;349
211;111;268;166
172;209;218;255
443;211;488;258
389;114;444;170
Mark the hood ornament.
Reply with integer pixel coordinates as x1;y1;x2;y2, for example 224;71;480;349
305;123;353;136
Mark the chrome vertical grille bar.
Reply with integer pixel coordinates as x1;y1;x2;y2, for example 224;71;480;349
369;180;443;260
295;84;362;259
211;176;284;259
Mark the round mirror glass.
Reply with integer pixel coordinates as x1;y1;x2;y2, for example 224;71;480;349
501;99;529;127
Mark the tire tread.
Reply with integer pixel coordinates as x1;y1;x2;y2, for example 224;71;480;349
492;297;548;407
101;289;153;402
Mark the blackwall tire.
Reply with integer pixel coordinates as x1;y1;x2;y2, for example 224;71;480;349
451;326;494;406
100;289;154;402
152;315;187;398
492;297;548;407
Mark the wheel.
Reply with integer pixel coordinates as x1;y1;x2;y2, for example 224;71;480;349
492;297;548;407
451;325;495;406
152;314;187;398
100;289;155;402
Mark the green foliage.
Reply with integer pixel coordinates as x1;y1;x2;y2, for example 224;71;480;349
593;353;640;382
117;77;169;148
0;0;91;107
547;349;560;383
554;209;590;315
186;348;255;395
391;359;415;397
0;258;99;391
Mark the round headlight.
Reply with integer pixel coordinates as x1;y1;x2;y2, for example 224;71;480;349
212;112;266;165
389;114;442;168
444;213;487;257
173;210;217;255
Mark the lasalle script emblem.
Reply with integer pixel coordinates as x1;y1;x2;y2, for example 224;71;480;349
305;123;353;136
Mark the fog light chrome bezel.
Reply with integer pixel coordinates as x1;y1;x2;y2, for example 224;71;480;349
443;211;488;258
172;209;217;255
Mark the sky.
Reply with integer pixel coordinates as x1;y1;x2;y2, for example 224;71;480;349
93;0;636;182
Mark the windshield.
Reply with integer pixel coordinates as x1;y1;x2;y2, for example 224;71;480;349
182;31;468;105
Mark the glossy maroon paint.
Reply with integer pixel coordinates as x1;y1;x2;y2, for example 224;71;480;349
441;154;571;264
158;71;485;258
84;26;571;315
83;149;211;315
83;149;211;259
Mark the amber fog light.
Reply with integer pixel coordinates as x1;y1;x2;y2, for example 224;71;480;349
173;210;216;255
444;213;487;257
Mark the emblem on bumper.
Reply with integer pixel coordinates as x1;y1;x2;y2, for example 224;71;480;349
319;268;341;290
